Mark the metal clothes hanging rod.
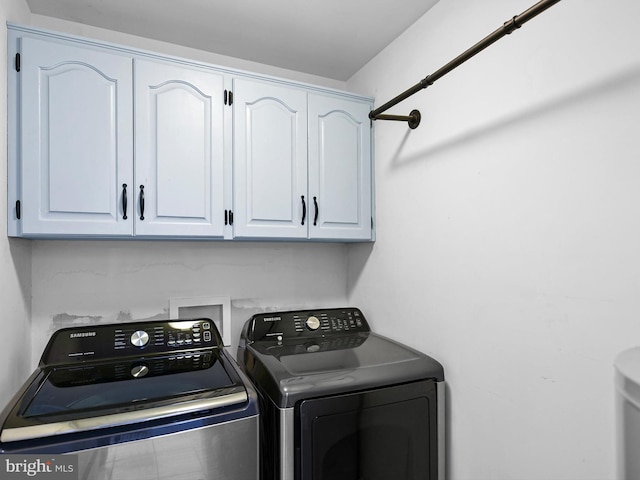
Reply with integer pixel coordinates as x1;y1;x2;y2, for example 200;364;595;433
369;0;563;129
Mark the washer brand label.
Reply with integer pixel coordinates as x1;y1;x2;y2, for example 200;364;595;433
69;332;96;338
262;316;281;322
1;455;78;479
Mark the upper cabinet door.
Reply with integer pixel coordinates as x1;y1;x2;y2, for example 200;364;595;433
233;78;308;239
134;59;227;237
20;37;133;236
308;94;372;240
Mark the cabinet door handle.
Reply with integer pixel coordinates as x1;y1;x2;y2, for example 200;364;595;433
313;196;318;226
122;184;128;220
139;185;145;221
301;195;306;225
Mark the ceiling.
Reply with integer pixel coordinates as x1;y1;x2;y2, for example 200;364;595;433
25;0;439;81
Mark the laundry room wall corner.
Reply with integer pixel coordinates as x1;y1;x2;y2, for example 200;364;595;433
0;0;32;410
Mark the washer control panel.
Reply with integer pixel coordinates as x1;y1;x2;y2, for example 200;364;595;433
245;307;369;342
42;319;222;366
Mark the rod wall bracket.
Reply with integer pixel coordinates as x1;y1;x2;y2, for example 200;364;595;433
408;110;421;129
369;109;421;129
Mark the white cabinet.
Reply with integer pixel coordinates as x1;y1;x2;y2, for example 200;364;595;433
134;59;228;237
233;79;373;241
16;36;133;236
233;78;308;239
308;93;372;240
9;35;229;238
7;24;374;242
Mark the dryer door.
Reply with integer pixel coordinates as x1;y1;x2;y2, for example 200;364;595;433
296;379;438;480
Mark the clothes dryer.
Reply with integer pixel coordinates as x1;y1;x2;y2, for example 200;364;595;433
238;307;445;480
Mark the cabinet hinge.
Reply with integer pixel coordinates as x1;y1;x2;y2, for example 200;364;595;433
15;53;20;72
224;210;234;225
16;200;21;219
224;90;233;106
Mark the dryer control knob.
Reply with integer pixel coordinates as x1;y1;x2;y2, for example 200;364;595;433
131;364;149;378
131;330;149;348
306;316;321;331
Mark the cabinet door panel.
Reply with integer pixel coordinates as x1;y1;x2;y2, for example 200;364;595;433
233;79;307;238
20;37;133;236
154;87;207;218
309;94;372;240
134;59;226;237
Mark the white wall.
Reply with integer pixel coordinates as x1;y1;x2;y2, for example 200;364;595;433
347;0;640;479
30;241;349;366
0;0;31;410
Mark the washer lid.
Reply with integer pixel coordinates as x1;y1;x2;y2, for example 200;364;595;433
0;348;247;443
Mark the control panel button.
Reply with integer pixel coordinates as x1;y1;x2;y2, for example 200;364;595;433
130;330;149;348
306;316;321;331
203;331;212;342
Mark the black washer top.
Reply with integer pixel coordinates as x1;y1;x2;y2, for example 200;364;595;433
0;319;257;450
238;307;444;408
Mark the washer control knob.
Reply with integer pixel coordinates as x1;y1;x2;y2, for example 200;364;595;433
131;364;149;378
130;330;149;348
306;316;321;331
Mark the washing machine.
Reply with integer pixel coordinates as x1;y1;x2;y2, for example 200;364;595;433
237;307;445;480
0;319;259;480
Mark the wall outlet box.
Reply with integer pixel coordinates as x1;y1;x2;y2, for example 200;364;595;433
169;296;231;346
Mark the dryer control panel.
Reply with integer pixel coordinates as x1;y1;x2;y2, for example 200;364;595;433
245;307;370;342
41;319;222;366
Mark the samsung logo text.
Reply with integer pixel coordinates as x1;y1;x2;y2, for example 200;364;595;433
69;332;96;338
